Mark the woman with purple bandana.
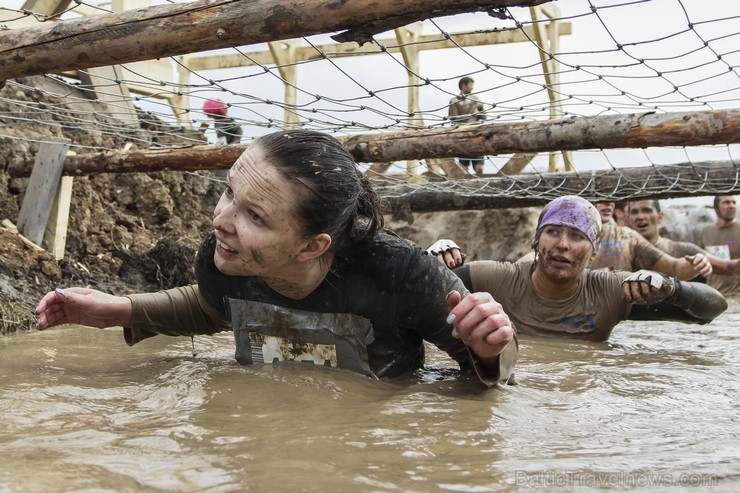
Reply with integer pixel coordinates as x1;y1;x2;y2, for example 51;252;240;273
428;196;727;341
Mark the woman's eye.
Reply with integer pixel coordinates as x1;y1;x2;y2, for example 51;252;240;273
248;209;264;224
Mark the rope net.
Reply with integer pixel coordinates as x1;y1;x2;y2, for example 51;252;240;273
1;0;739;208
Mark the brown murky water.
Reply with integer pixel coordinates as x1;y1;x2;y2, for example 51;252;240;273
1;302;739;492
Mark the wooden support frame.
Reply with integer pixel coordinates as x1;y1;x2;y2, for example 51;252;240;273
15;141;75;260
44;175;74;260
16;139;71;248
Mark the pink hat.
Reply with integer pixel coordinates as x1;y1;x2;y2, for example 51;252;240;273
203;98;228;116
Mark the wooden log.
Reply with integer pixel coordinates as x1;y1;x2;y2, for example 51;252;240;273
0;0;546;83
377;161;740;211
342;109;740;163
8;109;740;177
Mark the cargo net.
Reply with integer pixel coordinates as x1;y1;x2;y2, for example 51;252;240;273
1;0;739;209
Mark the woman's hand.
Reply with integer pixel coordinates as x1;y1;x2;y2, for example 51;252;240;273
427;239;465;269
621;270;676;304
445;290;514;362
35;287;133;330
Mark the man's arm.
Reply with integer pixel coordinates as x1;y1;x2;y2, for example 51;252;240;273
471;94;486;120
707;253;740;276
448;97;462;120
651;253;712;280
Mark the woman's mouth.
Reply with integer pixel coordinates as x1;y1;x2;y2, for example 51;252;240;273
549;255;571;266
216;240;238;256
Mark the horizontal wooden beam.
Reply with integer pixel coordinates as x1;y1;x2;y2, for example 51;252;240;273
0;0;547;83
8;109;740;177
343;108;740;162
379;161;740;211
185;22;572;71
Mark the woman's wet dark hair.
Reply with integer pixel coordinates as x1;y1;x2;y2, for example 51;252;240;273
255;129;386;252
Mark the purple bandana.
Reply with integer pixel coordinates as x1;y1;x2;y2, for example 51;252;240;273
533;196;602;251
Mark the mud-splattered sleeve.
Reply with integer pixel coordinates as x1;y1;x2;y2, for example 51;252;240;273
627;228;666;271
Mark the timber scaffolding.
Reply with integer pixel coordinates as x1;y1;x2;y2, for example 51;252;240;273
2;0;740;231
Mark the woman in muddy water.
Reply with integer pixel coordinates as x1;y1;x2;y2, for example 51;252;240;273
428;195;728;341
35;130;517;387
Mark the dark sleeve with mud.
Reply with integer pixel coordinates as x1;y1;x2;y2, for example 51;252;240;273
629;280;728;324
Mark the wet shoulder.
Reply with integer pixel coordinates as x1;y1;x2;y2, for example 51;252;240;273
468;259;523;296
341;232;463;295
341;232;426;279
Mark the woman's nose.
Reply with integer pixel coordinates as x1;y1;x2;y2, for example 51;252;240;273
212;204;232;230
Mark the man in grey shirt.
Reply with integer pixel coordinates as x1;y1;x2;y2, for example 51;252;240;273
448;76;486;175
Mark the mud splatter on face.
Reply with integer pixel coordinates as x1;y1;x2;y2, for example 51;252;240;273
249;247;264;266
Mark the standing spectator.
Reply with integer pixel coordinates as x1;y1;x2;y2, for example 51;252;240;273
448;77;486;176
700;195;740;295
203;98;243;144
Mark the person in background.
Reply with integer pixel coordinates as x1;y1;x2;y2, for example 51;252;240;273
203;98;243;144
519;200;712;281
594;201;617;224
35;130;516;388
427;196;727;341
627;199;740;285
700;195;740;296
613;201;628;227
590;200;711;280
448;76;486;176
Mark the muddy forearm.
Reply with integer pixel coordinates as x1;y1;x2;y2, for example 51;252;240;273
663;280;728;323
653;254;697;281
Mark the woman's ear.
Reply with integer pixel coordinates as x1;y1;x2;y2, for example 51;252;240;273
297;233;332;261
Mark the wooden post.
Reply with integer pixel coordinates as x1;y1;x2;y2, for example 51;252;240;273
395;22;424;179
268;40;301;128
16;139;71;247
44;175;74;260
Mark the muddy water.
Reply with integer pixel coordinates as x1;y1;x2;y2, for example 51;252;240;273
1;303;739;492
